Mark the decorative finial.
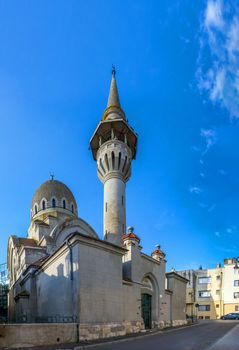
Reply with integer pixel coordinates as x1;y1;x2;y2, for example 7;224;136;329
112;64;116;77
50;172;54;181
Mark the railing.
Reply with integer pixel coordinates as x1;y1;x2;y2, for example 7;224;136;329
35;315;78;323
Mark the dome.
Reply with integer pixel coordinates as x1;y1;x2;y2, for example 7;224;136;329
31;179;78;217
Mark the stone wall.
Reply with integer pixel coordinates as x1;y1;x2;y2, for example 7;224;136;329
0;323;78;348
79;321;143;341
0;319;188;348
0;321;143;348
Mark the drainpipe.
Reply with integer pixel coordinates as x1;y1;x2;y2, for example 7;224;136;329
66;239;78;341
66;240;73;281
170;293;173;327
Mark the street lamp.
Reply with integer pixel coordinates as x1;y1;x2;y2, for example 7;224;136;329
233;257;239;269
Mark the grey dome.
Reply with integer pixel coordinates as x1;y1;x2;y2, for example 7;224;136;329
31;179;77;215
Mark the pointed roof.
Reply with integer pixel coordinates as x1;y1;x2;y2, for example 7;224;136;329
107;68;121;108
102;66;125;121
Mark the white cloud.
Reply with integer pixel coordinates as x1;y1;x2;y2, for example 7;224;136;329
205;0;224;30
200;128;216;153
198;202;208;208
227;18;239;61
189;186;202;194
197;1;239;118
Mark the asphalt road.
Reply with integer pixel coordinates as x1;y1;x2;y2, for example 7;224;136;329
83;321;239;350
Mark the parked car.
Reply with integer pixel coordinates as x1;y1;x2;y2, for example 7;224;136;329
220;313;239;320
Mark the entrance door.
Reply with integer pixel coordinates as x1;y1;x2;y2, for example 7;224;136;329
141;293;152;329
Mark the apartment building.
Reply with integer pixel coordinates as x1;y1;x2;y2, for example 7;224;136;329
177;258;239;319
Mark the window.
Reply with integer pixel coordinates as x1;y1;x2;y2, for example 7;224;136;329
71;204;74;213
62;199;66;209
235;306;239;311
234;280;239;287
198;305;210;311
105;202;107;212
198;277;212;284
122;196;124;206
34;204;38;214
216;304;219;308
216;275;221;280
198;316;204;319
52;198;56;207
216;290;220;295
198;290;211;298
234;292;239;299
205;316;210;319
42;200;46;210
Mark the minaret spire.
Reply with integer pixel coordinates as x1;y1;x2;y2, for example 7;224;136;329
107;65;121;108
102;67;125;121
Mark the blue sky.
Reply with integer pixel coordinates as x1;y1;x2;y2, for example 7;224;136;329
0;0;239;270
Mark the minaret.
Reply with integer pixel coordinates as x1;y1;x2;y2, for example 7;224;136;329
90;67;137;246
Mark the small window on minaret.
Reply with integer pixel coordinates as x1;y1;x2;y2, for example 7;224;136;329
71;204;74;213
122;196;124;206
105;202;107;212
52;198;56;207
42;200;46;210
34;205;37;214
63;199;66;209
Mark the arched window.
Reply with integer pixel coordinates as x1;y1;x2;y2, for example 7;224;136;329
34;204;38;214
71;204;74;213
63;199;66;209
52;198;56;208
42;200;46;210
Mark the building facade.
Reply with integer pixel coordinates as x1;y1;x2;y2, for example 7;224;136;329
177;258;239;319
6;70;187;340
0;263;8;322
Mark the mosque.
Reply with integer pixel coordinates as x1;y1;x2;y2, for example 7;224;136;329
7;69;187;339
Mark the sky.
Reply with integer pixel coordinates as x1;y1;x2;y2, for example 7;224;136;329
0;0;239;271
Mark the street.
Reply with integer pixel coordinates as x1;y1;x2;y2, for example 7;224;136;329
81;321;239;350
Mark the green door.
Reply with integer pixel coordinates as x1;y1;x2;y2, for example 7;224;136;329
141;293;152;329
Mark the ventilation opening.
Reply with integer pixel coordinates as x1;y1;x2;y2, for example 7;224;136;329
100;158;106;174
118;152;121;170
122;156;128;173
105;153;109;171
112;151;115;170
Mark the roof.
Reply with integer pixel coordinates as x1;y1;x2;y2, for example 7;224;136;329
31;179;77;210
122;232;140;242
166;271;189;283
11;236;37;248
18;238;38;247
102;72;126;121
151;245;165;257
